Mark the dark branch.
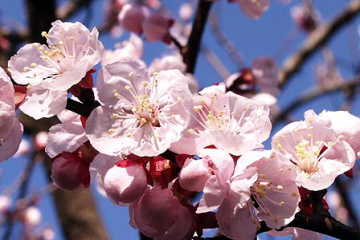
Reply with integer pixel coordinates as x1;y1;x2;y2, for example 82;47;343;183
66;98;99;118
334;179;360;229
279;0;360;89
170;35;184;52
287;212;360;240
183;0;214;74
200;211;360;240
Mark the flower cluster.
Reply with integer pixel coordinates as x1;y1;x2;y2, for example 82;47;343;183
1;19;360;240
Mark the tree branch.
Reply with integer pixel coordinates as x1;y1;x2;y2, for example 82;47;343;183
66;98;99;118
334;179;360;229
272;78;360;126
41;153;109;240
279;0;360;89
209;11;244;69
287;212;360;239
201;211;360;240
183;0;214;74
1;154;37;240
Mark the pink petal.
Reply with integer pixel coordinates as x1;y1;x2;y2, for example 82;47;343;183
217;200;257;240
103;164;147;205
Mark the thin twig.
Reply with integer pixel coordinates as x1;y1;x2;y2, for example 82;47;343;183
209;10;244;69
279;0;360;89
1;154;37;240
273;78;360;127
170;35;184;52
202;45;231;79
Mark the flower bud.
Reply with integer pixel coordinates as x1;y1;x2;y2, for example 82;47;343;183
23;206;42;226
103;163;147;205
143;11;174;44
51;152;90;190
130;187;195;240
118;3;149;34
0;195;10;213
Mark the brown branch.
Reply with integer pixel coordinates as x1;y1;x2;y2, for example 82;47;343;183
20;112;109;240
202;45;231;79
57;0;95;20
1;153;38;240
170;35;184;52
41;153;109;240
183;0;214;74
287;212;360;239
272;78;360;126
201;212;360;240
334;179;360;229
209;11;244;69
279;0;360;89
66;98;99;117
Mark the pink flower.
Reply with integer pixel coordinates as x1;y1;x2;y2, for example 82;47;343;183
46;110;88;158
103;0;127;36
0;67;23;161
316;51;343;89
149;53;186;74
18;84;68;119
130;186;195;240
252;57;279;96
217;150;300;239
251;93;278;115
8;21;103;119
272;110;356;191
317;110;360;158
143;11;174;44
86;61;192;157
145;0;161;9
179;3;194;21
91;154;147;205
179;148;254;216
0;195;10;213
9;20;103;91
118;3;149;34
22;206;42;227
183;148;299;239
171;85;271;155
102;34;143;65
179;148;235;193
291;4;319;32
149;52;198;93
229;0;269;19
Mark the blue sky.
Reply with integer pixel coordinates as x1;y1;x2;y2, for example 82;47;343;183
0;0;359;239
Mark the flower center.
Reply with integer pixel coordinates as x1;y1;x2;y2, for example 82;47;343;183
192;102;229;131
293;139;327;175
132;93;160;127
